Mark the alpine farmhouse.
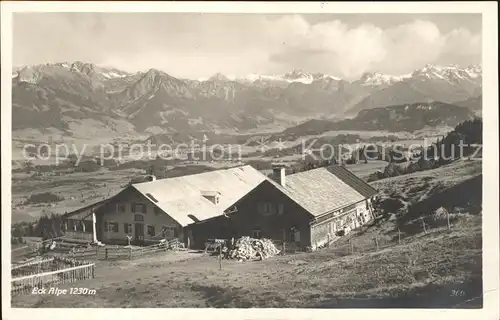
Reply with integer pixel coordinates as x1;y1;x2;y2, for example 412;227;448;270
62;165;378;250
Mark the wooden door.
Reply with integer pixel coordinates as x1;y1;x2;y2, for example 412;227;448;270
135;223;144;243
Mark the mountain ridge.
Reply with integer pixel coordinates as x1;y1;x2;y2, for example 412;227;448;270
11;62;482;142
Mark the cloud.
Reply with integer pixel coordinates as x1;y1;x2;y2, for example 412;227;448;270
13;13;481;79
266;16;480;78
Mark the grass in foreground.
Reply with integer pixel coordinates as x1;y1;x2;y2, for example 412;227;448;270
12;214;481;308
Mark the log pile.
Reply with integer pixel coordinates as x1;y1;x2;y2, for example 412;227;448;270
228;237;280;261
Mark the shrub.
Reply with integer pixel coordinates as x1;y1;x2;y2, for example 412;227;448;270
24;192;64;204
432;207;449;221
378;198;405;214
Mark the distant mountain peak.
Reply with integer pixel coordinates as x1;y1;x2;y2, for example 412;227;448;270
209;72;231;82
357;71;404;86
411;64;482;83
284;69;311;79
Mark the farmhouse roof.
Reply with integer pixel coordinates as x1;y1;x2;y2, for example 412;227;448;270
272;165;377;217
62;198;110;220
64;164;377;226
132;165;266;227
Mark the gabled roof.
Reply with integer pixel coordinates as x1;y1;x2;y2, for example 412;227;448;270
132;165;266;227
64;164;377;227
325;165;378;198
62;199;110;221
271;165;377;217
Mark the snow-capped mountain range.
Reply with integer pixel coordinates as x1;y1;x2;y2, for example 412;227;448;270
192;64;481;87
13;62;481;87
11;61;482;142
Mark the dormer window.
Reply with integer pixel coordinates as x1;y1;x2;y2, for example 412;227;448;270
201;190;221;205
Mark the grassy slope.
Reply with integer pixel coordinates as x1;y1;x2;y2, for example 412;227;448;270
11;216;481;308
12;160;482;308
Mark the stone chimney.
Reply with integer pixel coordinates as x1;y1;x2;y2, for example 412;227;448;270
272;164;286;186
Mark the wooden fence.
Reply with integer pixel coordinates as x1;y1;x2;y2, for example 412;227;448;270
11;236;67;264
67;238;183;261
64;231;93;241
11;258;95;296
271;240;305;255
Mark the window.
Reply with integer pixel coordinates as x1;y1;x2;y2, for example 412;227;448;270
116;203;126;213
345;215;353;224
147;225;155;237
335;219;342;230
83;221;93;232
124;223;132;234
134;214;144;222
257;202;275;216
358;215;365;225
154;206;162;216
107;221;119;233
161;226;177;238
132;203;147;214
278;203;284;215
252;228;262;239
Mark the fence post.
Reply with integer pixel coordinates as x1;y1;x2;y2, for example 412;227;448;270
398;228;401;244
422;218;427;234
348;238;352;254
105;248;108;260
219;245;222;270
446;209;451;230
375;236;379;251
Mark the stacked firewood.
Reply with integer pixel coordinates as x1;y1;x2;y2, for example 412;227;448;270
228;237;280;261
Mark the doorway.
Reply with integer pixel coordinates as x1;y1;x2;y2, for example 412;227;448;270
289;227;300;243
135;223;144;244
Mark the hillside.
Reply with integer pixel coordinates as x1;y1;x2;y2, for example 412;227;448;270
454;95;482;114
278;102;477;137
12;63;482;143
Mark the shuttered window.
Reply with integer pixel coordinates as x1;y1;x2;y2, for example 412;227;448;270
258;202;276;216
147;225;155;236
124;223;132;234
131;203;147;214
107;222;119;232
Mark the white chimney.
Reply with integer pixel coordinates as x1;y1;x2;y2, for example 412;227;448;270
272;165;286;186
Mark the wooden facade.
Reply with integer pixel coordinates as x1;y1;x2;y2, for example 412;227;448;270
185;180;375;250
186;180;314;249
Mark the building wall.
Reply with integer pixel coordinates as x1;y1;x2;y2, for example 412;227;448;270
61;202;105;242
310;199;374;249
95;188;183;245
186;180;313;249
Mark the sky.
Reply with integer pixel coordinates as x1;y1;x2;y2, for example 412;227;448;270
13;13;482;80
